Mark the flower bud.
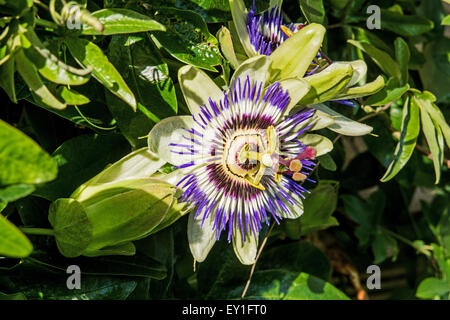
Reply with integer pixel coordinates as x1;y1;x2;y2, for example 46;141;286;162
48;148;189;258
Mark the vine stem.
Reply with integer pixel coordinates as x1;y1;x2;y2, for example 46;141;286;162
241;223;275;299
20;227;55;236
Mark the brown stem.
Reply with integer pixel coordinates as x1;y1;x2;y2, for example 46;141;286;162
241;223;275;299
415;143;450;168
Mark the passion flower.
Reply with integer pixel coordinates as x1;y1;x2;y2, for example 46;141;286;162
148;57;335;264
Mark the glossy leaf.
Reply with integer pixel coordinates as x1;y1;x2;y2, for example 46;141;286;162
364;77;409;106
0;214;33;258
15;50;66;110
417;97;443;184
21;30;91;86
81;9;166;35
150;8;221;72
299;0;325;24
236;271;349;300
380;9;434;37
34;134;130;201
381;97;420;182
348;40;401;80
0;118;57;186
65;37;137;110
0;53;16;102
394;37;410;85
416;277;450;299
106;35;177;147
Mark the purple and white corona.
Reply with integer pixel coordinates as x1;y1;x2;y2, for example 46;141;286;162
171;76;317;243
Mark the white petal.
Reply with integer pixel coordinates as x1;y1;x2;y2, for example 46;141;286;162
313;103;373;136
178;65;223;116
230;55;271;87
232;229;258;265
188;211;217;263
230;0;257;57
148;116;197;166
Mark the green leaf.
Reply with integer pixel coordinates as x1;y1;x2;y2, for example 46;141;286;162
0;118;57;186
34;134;130;201
418;38;450;103
258;242;332;281
81;9;166;35
52;86;90;105
0;292;27;300
150;8;222;72
418;99;450;149
348;40;401;80
381;96;420;182
299;0;325;24
15;50;66;110
65;37;136;109
416;277;450;299
237;271;350;300
106;35;177;148
371;227;398;264
21;276;137;300
26;81;115;132
318;154;337;171
29;252;167;279
299;180;339;235
0;214;33;258
0;184;35;202
20;30;91;86
394;38;410;85
364;77;409;106
442;15;450;26
48;198;93;258
0;54;16;102
341;194;373;227
416;97;443;184
380;9;434;37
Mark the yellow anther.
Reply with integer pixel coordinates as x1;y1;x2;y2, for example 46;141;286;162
245;173;266;190
281;25;294;38
289;159;302;172
293;172;307;182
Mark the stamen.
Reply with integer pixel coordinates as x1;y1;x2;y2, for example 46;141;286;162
293;172;307;182
289;159;302;172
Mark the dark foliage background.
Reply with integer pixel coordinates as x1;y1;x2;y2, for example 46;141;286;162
0;0;449;300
